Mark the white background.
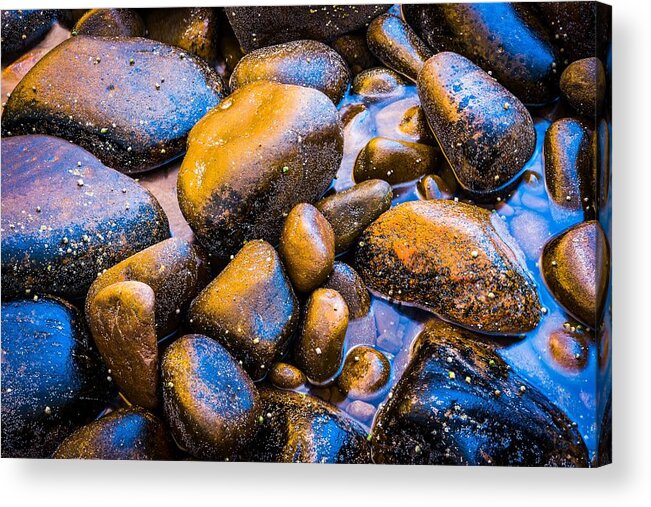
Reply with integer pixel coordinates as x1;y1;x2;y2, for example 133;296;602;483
2;0;649;505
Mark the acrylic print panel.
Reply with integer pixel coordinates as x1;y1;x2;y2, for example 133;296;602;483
0;2;611;466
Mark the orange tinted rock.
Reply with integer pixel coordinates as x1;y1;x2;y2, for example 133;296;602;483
269;362;306;390
352;67;408;102
560;57;606;117
74;9;144;37
322;262;370;319
338;346;391;401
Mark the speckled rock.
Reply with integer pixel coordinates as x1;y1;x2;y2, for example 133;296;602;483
177;81;343;261
268;363;306;390
1;9;63;62
245;387;371;463
541;221;609;328
2;36;226;173
142;8;219;62
230;39;350;103
322;262;370;319
161;334;261;461
226;5;388;52
374;97;436;145
351;67;408;102
354;136;439;185
404;3;559;105
330;32;378;75
366;13;432;81
544;117;595;224
294;288;349;384
560;57;606;117
73;9;145;37
1;135;169;300
337;346;390;401
418;52;536;196
371;319;589;466
316;179;393;253
53;408;175;460
1;297;113;458
279;204;335;293
355;200;541;334
548;323;590;372
188;240;299;381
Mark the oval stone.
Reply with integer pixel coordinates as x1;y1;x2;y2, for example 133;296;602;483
178;81;343;261
268;362;306;390
230;39;351;103
337;345;391;401
560;57;606;118
355;200;541;334
2;35;226;173
418;51;536;196
321;261;371;319
351;67;408;102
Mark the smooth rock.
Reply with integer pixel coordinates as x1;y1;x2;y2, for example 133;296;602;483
418;173;455;200
268;362;306;390
541;221;609;328
279;203;335;293
371;319;589;466
188;240;299;380
294;288;349;384
548;324;590;372
346;400;376;424
321;262;370;319
331;33;378;75
354;136;439;185
1;135;170;300
374;97;436;145
351;67;408;102
355;200;541;334
161;334;261;460
245;387;371;463
1;9;63;62
2;36;226;173
366;13;432;81
73;9;145;37
418;51;536;196
316;179;393;253
404;3;559;105
560;57;606;117
178;81;343;261
337;346;391;401
142;8;219;62
53;408;175;460
230;39;350;103
226;5;388;52
1;297;113;458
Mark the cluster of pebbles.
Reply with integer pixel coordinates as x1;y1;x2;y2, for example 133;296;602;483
1;4;611;466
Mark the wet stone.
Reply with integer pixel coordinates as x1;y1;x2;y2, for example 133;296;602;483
366;13;432;81
355;200;541;335
2;36;226;173
279;203;335;293
269;362;306;390
1;9;63;63
294;288;350;384
346;400;376;425
354;136;440;185
541;221;610;328
321;261;371;319
404;3;559;105
418;51;536;197
548;324;590;373
53;408;175;460
374;97;436;145
161;334;262;461
142;8;220;62
230;39;351;104
316;179;393;253
244;387;371;463
1;297;114;458
371;320;589;466
73;8;145;37
337;346;391;401
178;81;343;262
226;5;388;52
418;173;456;200
1;135;170;300
544;117;595;224
188;240;299;381
560;57;606;118
330;32;378;75
351;67;408;102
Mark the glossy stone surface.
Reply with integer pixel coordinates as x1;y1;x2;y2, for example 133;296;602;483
321;262;371;319
418;52;536;196
2;36;226;173
73;8;145;37
331;33;378;75
1;135;169;300
230;39;350;103
560;57;606;117
352;67;408;102
1;9;63;62
268;362;306;390
53;408;175;460
371;320;589;466
188;240;299;380
245;387;371;463
177;81;343;261
1;297;113;458
374;96;435;145
161;334;261;460
337;345;391;401
355;200;541;334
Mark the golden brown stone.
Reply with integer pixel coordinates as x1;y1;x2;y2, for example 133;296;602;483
338;346;390;401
